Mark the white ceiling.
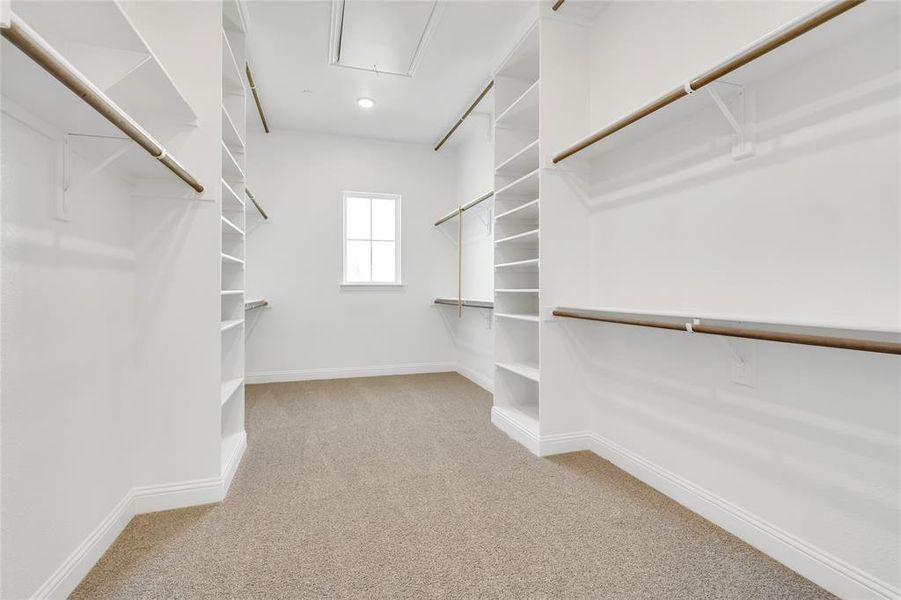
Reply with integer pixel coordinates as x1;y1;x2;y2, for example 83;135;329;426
245;0;536;145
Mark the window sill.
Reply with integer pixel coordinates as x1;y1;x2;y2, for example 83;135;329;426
340;282;404;290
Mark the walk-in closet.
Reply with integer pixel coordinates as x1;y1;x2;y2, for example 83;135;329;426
1;0;899;598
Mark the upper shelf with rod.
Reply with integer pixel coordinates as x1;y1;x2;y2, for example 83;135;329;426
551;0;874;167
5;0;196;125
1;7;203;192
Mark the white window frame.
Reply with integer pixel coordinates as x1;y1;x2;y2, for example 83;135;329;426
341;191;403;287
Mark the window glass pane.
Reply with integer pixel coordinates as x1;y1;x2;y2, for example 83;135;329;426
346;240;371;282
371;198;395;241
346;197;370;239
371;241;395;282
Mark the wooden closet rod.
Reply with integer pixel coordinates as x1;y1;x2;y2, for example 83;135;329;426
552;307;901;355
434;191;494;226
434;80;494;151
245;187;268;220
245;299;269;311
245;63;269;133
435;298;494;309
551;0;865;164
551;0;565;11
0;15;204;193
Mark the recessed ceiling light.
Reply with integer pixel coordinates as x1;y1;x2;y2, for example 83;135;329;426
357;97;375;109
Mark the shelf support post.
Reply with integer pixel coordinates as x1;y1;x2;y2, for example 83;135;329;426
457;206;462;319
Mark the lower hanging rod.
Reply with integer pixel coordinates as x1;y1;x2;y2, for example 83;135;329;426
1;14;204;193
245;299;269;311
435;298;494;310
434;191;494;226
552;307;901;355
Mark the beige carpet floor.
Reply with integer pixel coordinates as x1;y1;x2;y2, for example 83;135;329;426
73;373;834;599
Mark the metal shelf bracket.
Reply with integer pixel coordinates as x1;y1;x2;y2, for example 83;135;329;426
60;133;131;220
705;81;755;160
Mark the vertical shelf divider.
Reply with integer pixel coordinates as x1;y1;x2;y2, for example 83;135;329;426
491;23;542;454
219;0;248;483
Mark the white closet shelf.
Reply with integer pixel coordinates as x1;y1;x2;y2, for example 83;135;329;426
496;313;539;322
496;361;540;383
434;298;494;309
222;179;245;210
495;80;539;129
221;377;244;406
495;289;539;294
495;258;539;270
222;105;245;154
495;168;539;198
220;319;244;332
221;215;245;236
495;228;539;245
7;1;196;126
496;25;539;82
496;139;539;176
221;252;245;265
221;142;245;180
222;30;244;95
221;289;244;296
495;199;539;222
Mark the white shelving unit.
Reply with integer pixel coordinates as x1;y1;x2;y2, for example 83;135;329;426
492;25;541;442
220;0;248;477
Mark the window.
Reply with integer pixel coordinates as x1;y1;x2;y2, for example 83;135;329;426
342;192;402;285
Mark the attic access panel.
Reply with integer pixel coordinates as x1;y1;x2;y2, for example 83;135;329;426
329;0;444;77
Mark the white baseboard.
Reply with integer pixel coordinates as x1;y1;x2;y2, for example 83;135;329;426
30;492;134;600
246;362;456;384
491;406;540;455
455;363;493;392
32;434;248;599
578;431;900;600
537;430;592;456
221;431;247;496
246;360;495;393
131;477;223;515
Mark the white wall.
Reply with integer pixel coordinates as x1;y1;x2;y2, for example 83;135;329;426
0;107;136;600
244;130;458;381
438;115;495;391
545;1;900;597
